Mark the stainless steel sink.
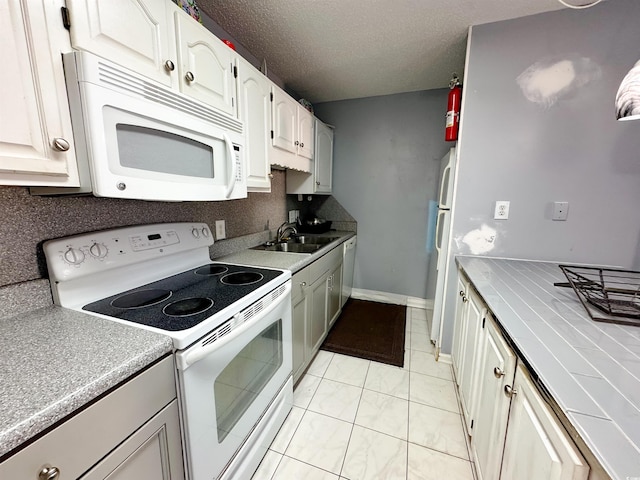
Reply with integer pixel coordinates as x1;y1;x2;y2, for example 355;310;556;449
251;242;323;254
251;235;342;254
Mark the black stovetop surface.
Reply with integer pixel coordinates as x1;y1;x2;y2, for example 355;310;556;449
83;263;284;331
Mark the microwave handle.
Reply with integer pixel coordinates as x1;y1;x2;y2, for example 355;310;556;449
223;133;236;198
179;281;291;370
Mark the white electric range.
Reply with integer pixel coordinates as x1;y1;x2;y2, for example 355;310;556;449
44;223;293;480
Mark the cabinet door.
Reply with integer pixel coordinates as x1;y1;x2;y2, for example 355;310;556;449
451;275;468;383
500;365;589;480
82;400;184;480
297;106;314;160
459;288;485;433
67;0;174;87
0;0;80;185
309;273;329;353
471;316;516;480
272;88;297;155
292;291;309;384
314;120;333;193
327;261;343;328
238;58;272;192
174;11;236;116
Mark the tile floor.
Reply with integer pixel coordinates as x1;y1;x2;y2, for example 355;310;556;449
251;307;477;480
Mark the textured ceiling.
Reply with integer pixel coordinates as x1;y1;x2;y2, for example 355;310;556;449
198;0;567;103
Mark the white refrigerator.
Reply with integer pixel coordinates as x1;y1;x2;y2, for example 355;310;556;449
429;147;456;348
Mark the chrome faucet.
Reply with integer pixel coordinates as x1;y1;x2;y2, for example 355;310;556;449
276;221;298;243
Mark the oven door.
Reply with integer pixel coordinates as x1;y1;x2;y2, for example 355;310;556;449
175;282;292;480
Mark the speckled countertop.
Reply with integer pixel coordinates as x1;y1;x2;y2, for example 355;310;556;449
0;305;173;459
216;231;355;273
456;256;640;480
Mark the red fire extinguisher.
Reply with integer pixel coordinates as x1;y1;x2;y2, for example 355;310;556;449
445;74;462;142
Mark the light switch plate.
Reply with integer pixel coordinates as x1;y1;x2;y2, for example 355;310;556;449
215;220;226;240
552;202;569;221
288;210;297;223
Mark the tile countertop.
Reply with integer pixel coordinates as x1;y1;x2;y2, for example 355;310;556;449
0;306;173;459
456;256;640;480
216;231;355;273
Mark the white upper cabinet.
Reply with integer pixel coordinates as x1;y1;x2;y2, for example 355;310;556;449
314;119;334;193
67;0;238;117
270;85;313;171
0;0;80;186
67;0;175;87
297;105;314;160
286;118;334;195
272;87;298;156
174;10;236;116
238;57;272;192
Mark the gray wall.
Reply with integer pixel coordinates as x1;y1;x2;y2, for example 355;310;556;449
0;171;286;288
314;90;450;300
440;0;640;352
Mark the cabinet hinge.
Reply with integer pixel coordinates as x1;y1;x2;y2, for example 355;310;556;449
233;66;238;78
60;6;71;30
270;92;274;102
482;317;486;328
270;130;274;139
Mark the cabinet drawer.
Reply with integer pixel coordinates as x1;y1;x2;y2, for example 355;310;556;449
292;268;310;302
0;356;176;479
309;245;342;282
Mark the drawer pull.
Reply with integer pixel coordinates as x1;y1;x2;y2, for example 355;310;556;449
164;59;175;71
462;296;468;303
459;290;465;296
504;385;517;398
185;71;195;82
493;367;505;378
39;466;60;480
300;281;307;287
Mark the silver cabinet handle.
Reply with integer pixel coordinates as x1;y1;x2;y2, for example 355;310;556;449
462;296;468;303
459;290;465;297
300;142;304;147
164;59;175;71
39;466;60;480
185;71;195;82
316;181;320;185
493;367;505;378
52;138;69;152
300;281;307;287
295;140;300;146
504;385;517;398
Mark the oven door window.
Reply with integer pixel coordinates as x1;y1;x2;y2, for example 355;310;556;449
214;319;283;443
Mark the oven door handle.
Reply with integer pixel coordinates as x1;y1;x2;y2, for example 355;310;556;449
223;133;237;198
179;281;291;370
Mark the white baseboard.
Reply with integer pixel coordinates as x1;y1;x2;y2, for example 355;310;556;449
351;289;432;310
437;352;452;364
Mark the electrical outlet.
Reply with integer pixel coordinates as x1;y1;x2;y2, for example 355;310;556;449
215;220;226;240
494;201;510;220
552;201;569;221
288;210;297;223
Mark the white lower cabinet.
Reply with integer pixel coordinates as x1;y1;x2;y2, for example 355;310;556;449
471;315;517;480
501;365;590;480
0;356;184;480
292;243;343;384
454;268;590;480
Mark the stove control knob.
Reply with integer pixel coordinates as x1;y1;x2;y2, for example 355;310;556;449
89;242;108;259
192;228;200;238
63;247;85;265
201;227;210;237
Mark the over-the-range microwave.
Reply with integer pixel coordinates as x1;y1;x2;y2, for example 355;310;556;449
32;51;246;201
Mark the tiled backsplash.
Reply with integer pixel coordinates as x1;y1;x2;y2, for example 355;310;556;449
0;171;287;287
